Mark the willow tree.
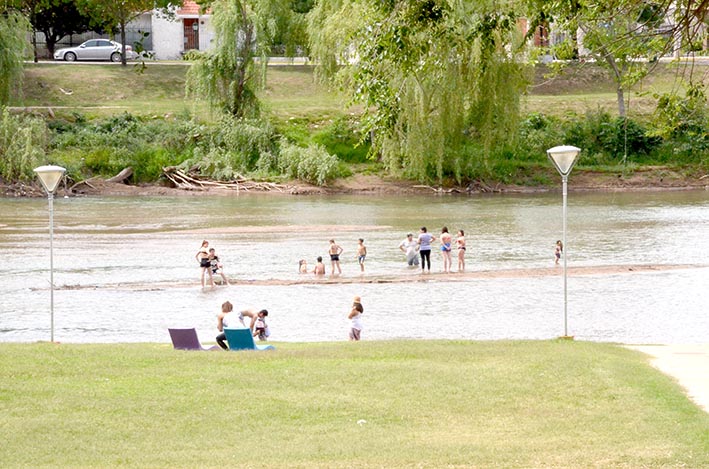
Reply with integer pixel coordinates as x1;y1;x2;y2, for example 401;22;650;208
0;10;30;105
308;0;530;183
186;0;304;118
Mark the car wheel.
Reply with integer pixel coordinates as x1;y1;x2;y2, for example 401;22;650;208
111;52;121;62
65;52;77;62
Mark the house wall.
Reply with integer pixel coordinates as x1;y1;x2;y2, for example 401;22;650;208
151;10;184;60
198;17;215;51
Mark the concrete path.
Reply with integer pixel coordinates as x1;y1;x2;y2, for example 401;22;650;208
625;344;709;413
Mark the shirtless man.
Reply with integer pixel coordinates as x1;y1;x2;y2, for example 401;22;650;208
328;239;344;275
356;238;367;273
313;256;326;276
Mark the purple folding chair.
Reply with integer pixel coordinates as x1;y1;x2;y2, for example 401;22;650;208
168;328;221;351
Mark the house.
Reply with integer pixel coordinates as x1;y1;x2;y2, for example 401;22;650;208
148;0;215;60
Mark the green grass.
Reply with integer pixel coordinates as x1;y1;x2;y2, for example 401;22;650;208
1;340;707;468
19;61;704;120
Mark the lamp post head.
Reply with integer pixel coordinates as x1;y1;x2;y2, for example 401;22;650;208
34;165;66;194
547;145;581;177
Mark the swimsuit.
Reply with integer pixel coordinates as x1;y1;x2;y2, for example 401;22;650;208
200;258;210;268
358;255;366;263
330;254;340;261
441;242;451;252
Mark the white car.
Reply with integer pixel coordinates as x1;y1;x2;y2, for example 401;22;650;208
54;39;138;62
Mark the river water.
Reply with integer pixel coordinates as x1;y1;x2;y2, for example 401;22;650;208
1;191;707;344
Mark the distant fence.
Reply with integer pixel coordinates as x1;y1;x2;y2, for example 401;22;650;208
31;27;152;59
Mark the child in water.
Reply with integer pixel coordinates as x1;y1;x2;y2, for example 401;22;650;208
555;240;563;265
209;248;229;285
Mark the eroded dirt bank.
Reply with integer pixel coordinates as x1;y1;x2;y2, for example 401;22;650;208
4;167;709;198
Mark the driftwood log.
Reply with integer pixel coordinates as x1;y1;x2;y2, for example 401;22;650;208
162;166;289;192
412;182;500;194
106;167;133;183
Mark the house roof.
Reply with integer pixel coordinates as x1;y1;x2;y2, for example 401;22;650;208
177;0;209;17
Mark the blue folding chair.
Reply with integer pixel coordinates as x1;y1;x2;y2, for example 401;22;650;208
224;328;275;351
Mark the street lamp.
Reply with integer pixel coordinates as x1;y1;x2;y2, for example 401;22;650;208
547;146;581;339
34;165;66;342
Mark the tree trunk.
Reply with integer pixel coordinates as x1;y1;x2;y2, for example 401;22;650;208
616;86;625;117
120;21;127;66
44;33;58;58
32;29;38;62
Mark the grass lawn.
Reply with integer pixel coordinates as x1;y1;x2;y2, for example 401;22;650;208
1;340;707;468
18;61;704;121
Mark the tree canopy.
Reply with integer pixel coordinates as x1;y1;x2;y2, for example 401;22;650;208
308;0;531;183
0;9;30;105
186;0;305;117
27;0;110;58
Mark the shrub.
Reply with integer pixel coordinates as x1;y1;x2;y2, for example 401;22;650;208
181;117;279;179
649;85;709;160
0;107;49;182
277;141;340;185
49;113;203;181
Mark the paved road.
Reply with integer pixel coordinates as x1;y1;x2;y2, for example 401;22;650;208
626;344;709;413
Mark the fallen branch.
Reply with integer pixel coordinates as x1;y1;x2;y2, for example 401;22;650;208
70;177;97;192
162;167;291;193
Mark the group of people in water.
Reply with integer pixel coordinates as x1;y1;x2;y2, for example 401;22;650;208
195;240;229;288
399;226;467;274
200;231;563;344
297;227;467;276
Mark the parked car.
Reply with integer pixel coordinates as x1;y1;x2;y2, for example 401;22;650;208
53;39;138;62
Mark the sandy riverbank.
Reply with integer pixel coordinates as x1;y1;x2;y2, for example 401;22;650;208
4;167;709;198
40;263;705;291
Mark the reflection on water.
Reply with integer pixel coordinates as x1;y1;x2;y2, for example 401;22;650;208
1;191;708;344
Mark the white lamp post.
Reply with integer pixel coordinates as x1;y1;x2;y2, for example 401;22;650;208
34;165;66;342
546;146;581;339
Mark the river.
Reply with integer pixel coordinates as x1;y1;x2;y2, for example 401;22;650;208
1;191;707;344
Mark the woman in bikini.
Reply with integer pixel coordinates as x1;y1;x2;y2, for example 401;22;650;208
440;227;452;273
456;230;466;272
195;240;214;288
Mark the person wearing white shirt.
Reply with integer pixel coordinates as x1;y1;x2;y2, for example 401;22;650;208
399;233;419;266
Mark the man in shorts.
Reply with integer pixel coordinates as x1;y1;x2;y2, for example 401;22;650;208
329;239;344;275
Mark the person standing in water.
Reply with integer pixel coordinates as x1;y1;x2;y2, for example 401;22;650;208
399;233;419;267
195;240;214;288
329;239;344;275
356;238;367;273
417;227;435;273
456;230;466;272
555;240;563;265
440;227;452;273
